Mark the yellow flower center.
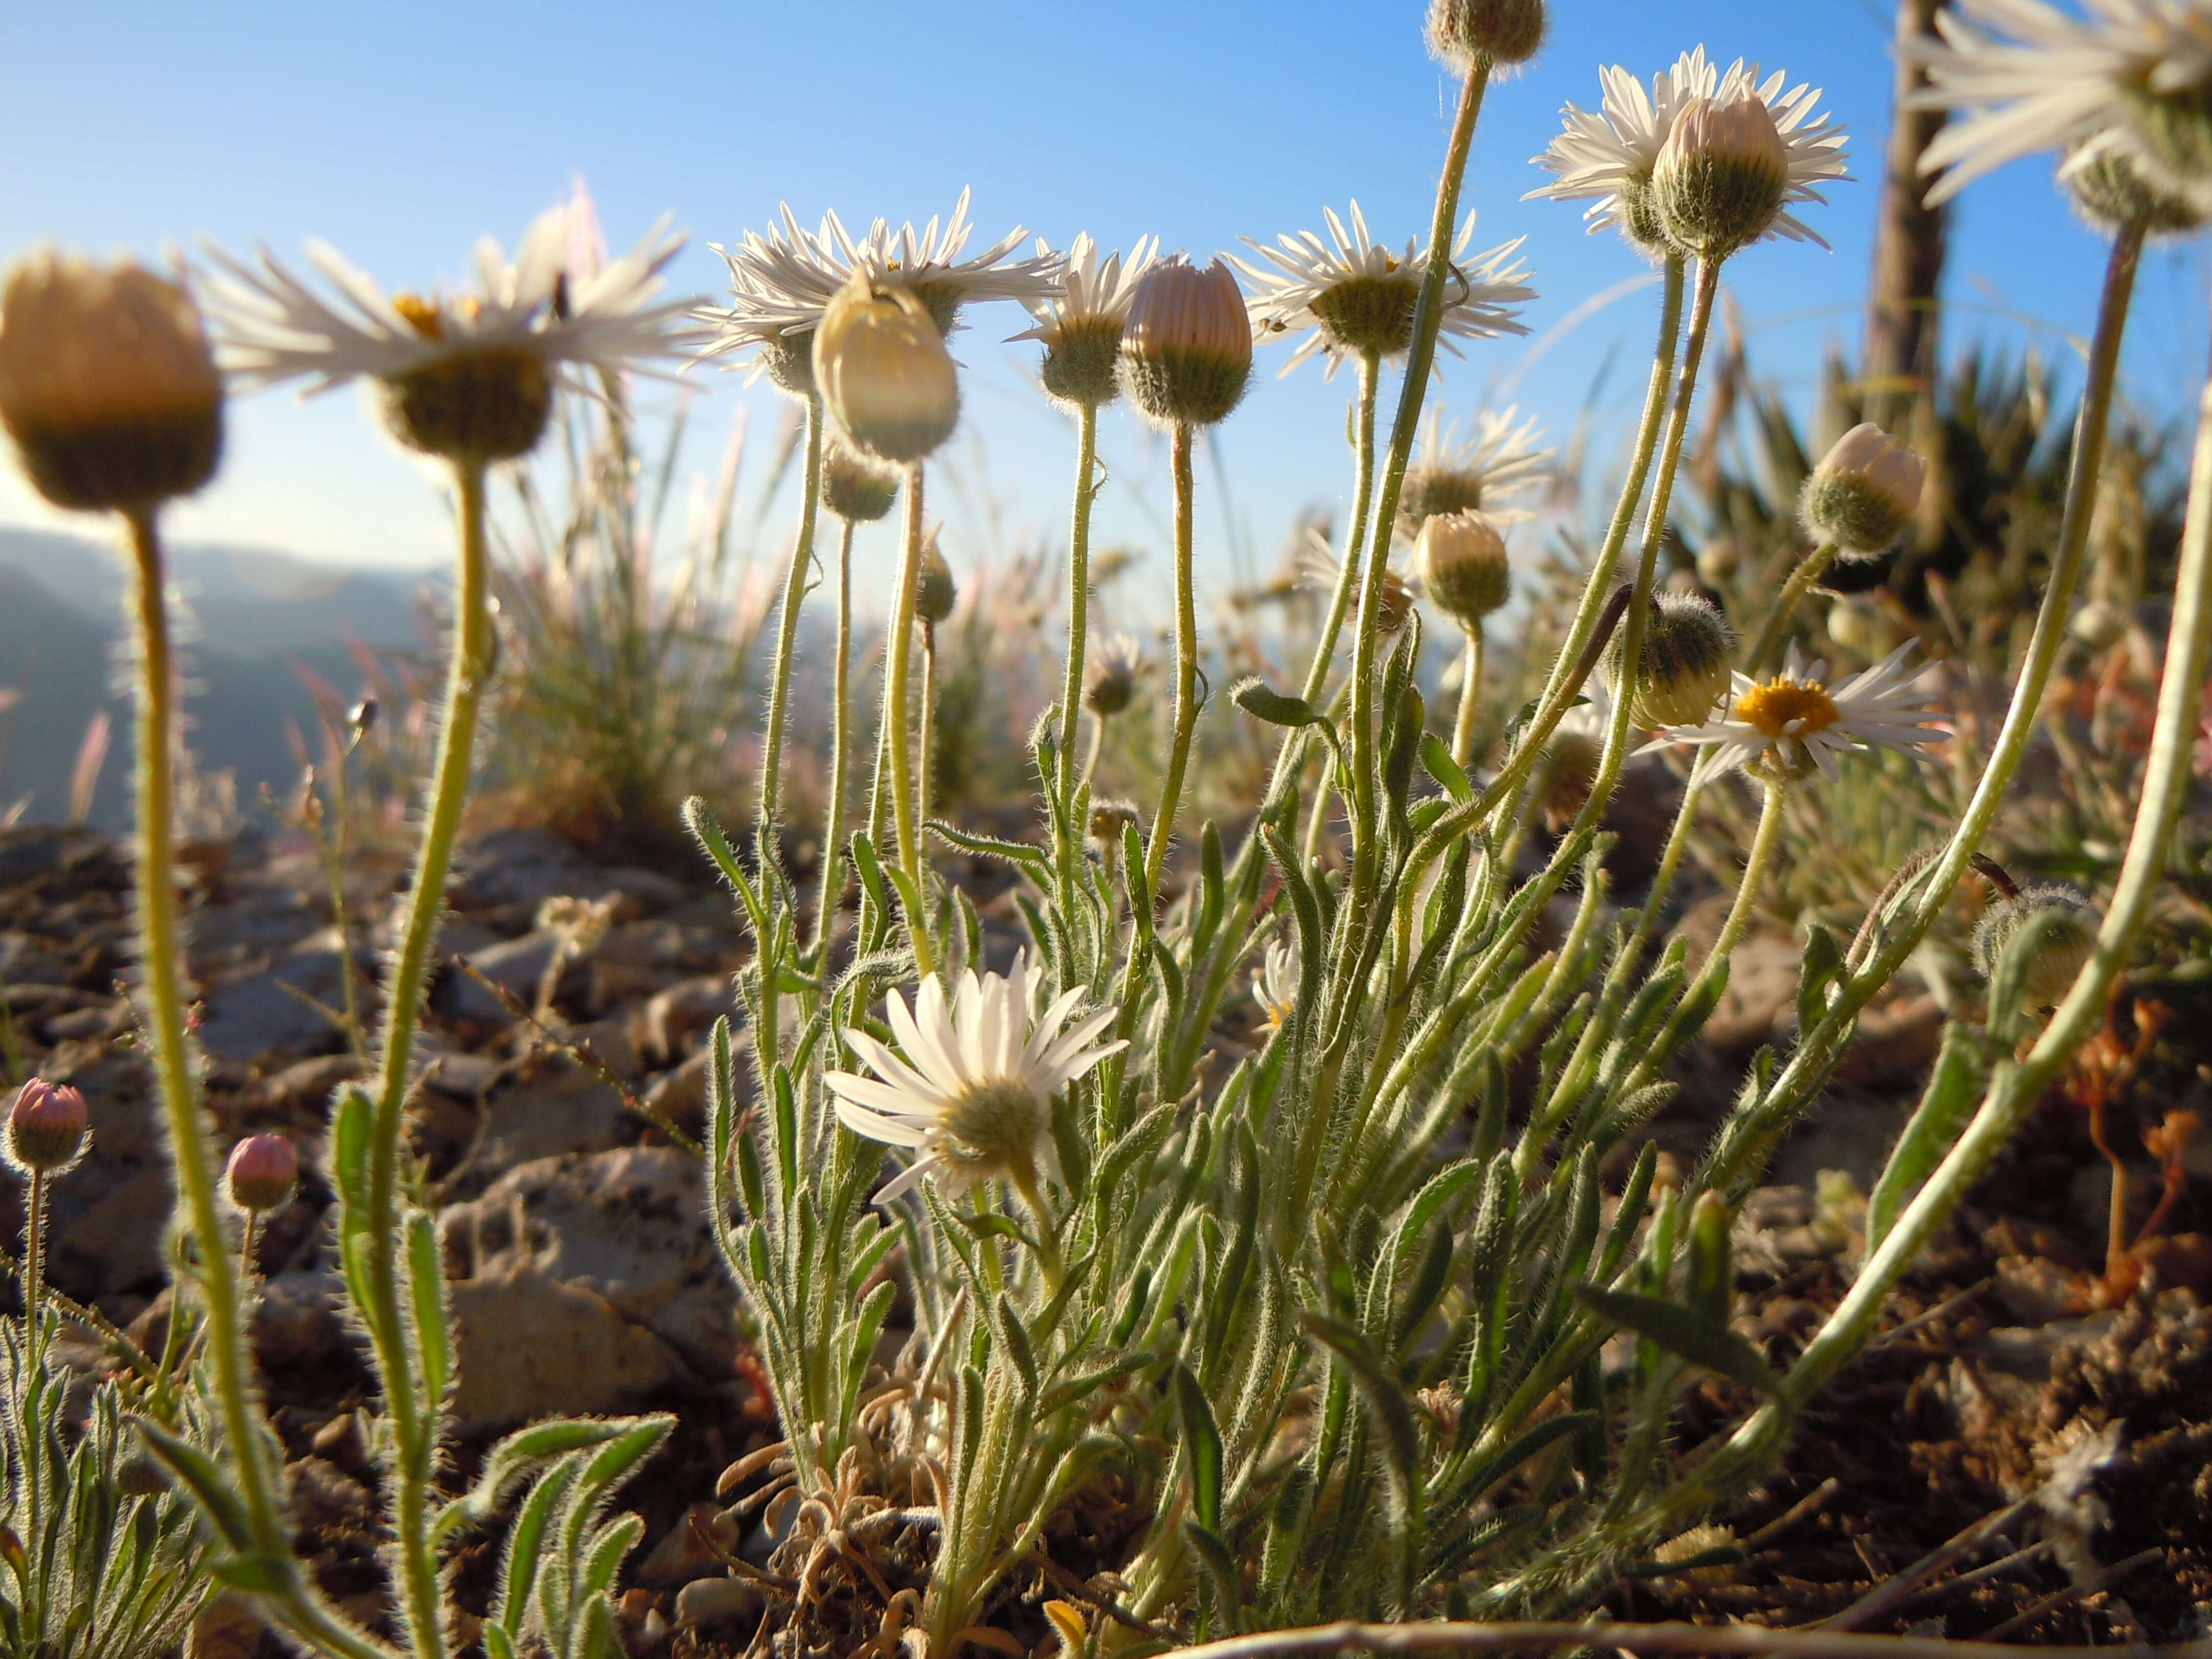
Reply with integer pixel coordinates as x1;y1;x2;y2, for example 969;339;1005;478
1733;677;1839;741
392;292;446;341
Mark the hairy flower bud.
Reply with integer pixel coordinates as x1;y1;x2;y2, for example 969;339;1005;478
814;271;960;464
1533;726;1602;833
0;252;223;512
1973;884;2100;1013
7;1078;89;1175
915;528;957;626
1039;315;1126;411
1800;422;1925;556
821;437;901;523
1084;633;1142;717
1089;797;1141;848
225;1132;300;1214
1653;95;1789;259
1416;510;1512;626
1119;259;1252;430
1426;0;1546;69
1605;591;1734;729
2066;147;2210;237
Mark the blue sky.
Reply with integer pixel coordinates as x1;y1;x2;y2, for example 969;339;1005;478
3;1;2207;608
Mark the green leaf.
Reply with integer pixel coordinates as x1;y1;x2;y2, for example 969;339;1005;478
205;1554;292;1594
407;1211;450;1413
1172;1362;1224;1535
991;1294;1040;1401
1867;1021;1989;1254
1420;733;1473;802
130;1417;252;1550
928;819;1048;873
1797;922;1844;1034
1570;1284;1781;1395
1182;1518;1242;1629
1232;678;1328;729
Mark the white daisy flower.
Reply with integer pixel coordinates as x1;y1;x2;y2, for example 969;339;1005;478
1228;202;1535;380
1011;232;1158;408
1527;50;1849;252
205;195;694;395
1910;0;2212;206
821;188;1061;336
695;204;848;389
1252;940;1299;1033
826;953;1124;1206
1398;405;1555;531
1639;642;1947;782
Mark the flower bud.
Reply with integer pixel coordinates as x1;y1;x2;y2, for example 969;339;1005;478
1605;591;1734;729
1972;884;2100;1013
1800;423;1924;556
1397;468;1487;535
915;528;957;626
1119;258;1252;430
762;329;817;400
1089;797;1141;847
225;1132;300;1214
2066;147;2210;237
821;437;901;523
1653;95;1789;259
1039;315;1125;411
814;271;961;464
1415;510;1511;626
1533;726;1602;833
2070;599;2128;651
1826;600;1878;654
1695;536;1742;586
1426;0;1546;68
0;252;223;513
1084;633;1142;717
7;1078;89;1175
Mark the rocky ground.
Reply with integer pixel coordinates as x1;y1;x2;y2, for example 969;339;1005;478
1;819;2207;1654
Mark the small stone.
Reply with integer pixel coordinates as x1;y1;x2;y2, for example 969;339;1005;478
196;945;353;1060
643;1051;711;1137
674;1577;763;1630
445;1264;687;1435
252;1270;347;1370
285;1455;374;1534
437;930;564;1024
256;1053;367;1113
446;1067;629;1197
640;976;732;1063
639;1502;731;1587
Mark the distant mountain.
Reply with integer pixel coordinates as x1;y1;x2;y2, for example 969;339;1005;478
0;527;439;828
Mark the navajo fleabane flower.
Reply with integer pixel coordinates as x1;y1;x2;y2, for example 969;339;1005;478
6;1079;89;1176
207;194;693;462
1120;258;1253;429
1415;510;1513;627
915;526;958;626
1972;883;2101;1010
1397;406;1554;534
1606;590;1735;729
1528;51;1848;257
814;272;961;464
1911;0;2212;214
1801;422;1927;555
0;252;224;513
827;190;1060;337
1643;642;1945;782
1012;233;1158;410
821;436;902;523
1300;531;1414;636
1252;940;1299;1034
1655;94;1793;258
1428;0;1546;69
826;955;1124;1205
1229;204;1533;379
696;205;846;396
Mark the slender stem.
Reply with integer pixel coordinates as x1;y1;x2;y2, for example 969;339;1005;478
1143;424;1199;894
885;464;935;976
24;1171;43;1320
366;462;497;1659
1451;627;1485;768
812;516;857;956
1165;1617;2202;1659
1301;352;1382;708
919;622;939;848
758;393;823;864
1744;540;1839;677
241;1211;261;1286
1541;258;1687;705
1057;400;1100;835
1081;715;1107;798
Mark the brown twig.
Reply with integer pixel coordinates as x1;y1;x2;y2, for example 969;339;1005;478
1740;1478;1840;1552
1168;1617;2211;1659
1818;1498;2036;1631
1974;1547;2164;1643
1028;1550;1180;1645
1863;1281;1990;1356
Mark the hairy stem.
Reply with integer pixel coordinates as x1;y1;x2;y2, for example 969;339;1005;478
886;464;935;976
812;515;857;957
1743;539;1839;676
1144;424;1200;894
1452;627;1485;768
1057;401;1101;872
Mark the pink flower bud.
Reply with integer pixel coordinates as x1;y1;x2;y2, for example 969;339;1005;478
6;1078;89;1174
225;1133;299;1214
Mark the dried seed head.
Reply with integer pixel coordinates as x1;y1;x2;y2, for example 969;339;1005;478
1415;509;1512;626
1119;258;1252;430
814;270;961;463
821;437;901;523
1653;95;1789;259
1426;0;1546;69
1800;422;1925;555
225;1132;300;1214
6;1078;89;1175
0;251;223;512
1972;884;2100;1012
1606;591;1734;729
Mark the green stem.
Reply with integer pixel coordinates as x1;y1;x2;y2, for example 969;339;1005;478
886;464;935;977
24;1171;43;1322
1743;540;1839;677
812;515;857;958
920;622;939;849
1081;715;1107;799
757;393;823;864
1452;627;1485;768
1143;424;1200;894
1302;351;1382;709
1057;400;1100;849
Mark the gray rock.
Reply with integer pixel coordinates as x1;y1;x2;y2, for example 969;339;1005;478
197;944;354;1060
674;1577;764;1631
449;828;613;918
0;931;65;985
441;1146;734;1375
436;929;563;1023
51;1166;172;1298
256;1053;368;1114
445;1263;687;1435
253;1270;348;1370
446;1067;630;1196
641;975;733;1063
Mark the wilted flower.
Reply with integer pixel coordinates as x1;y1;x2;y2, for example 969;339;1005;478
1013;233;1158;409
208;192;693;462
1911;0;2212;215
1605;591;1735;729
6;1079;89;1176
814;271;961;464
1397;406;1554;534
226;1132;301;1214
1089;797;1142;848
1974;883;2101;1010
1528;51;1847;257
1230;203;1533;379
1643;641;1945;783
1119;258;1252;429
1084;632;1143;717
0;252;223;512
1801;422;1926;555
821;436;902;523
825;955;1125;1205
1416;509;1513;627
